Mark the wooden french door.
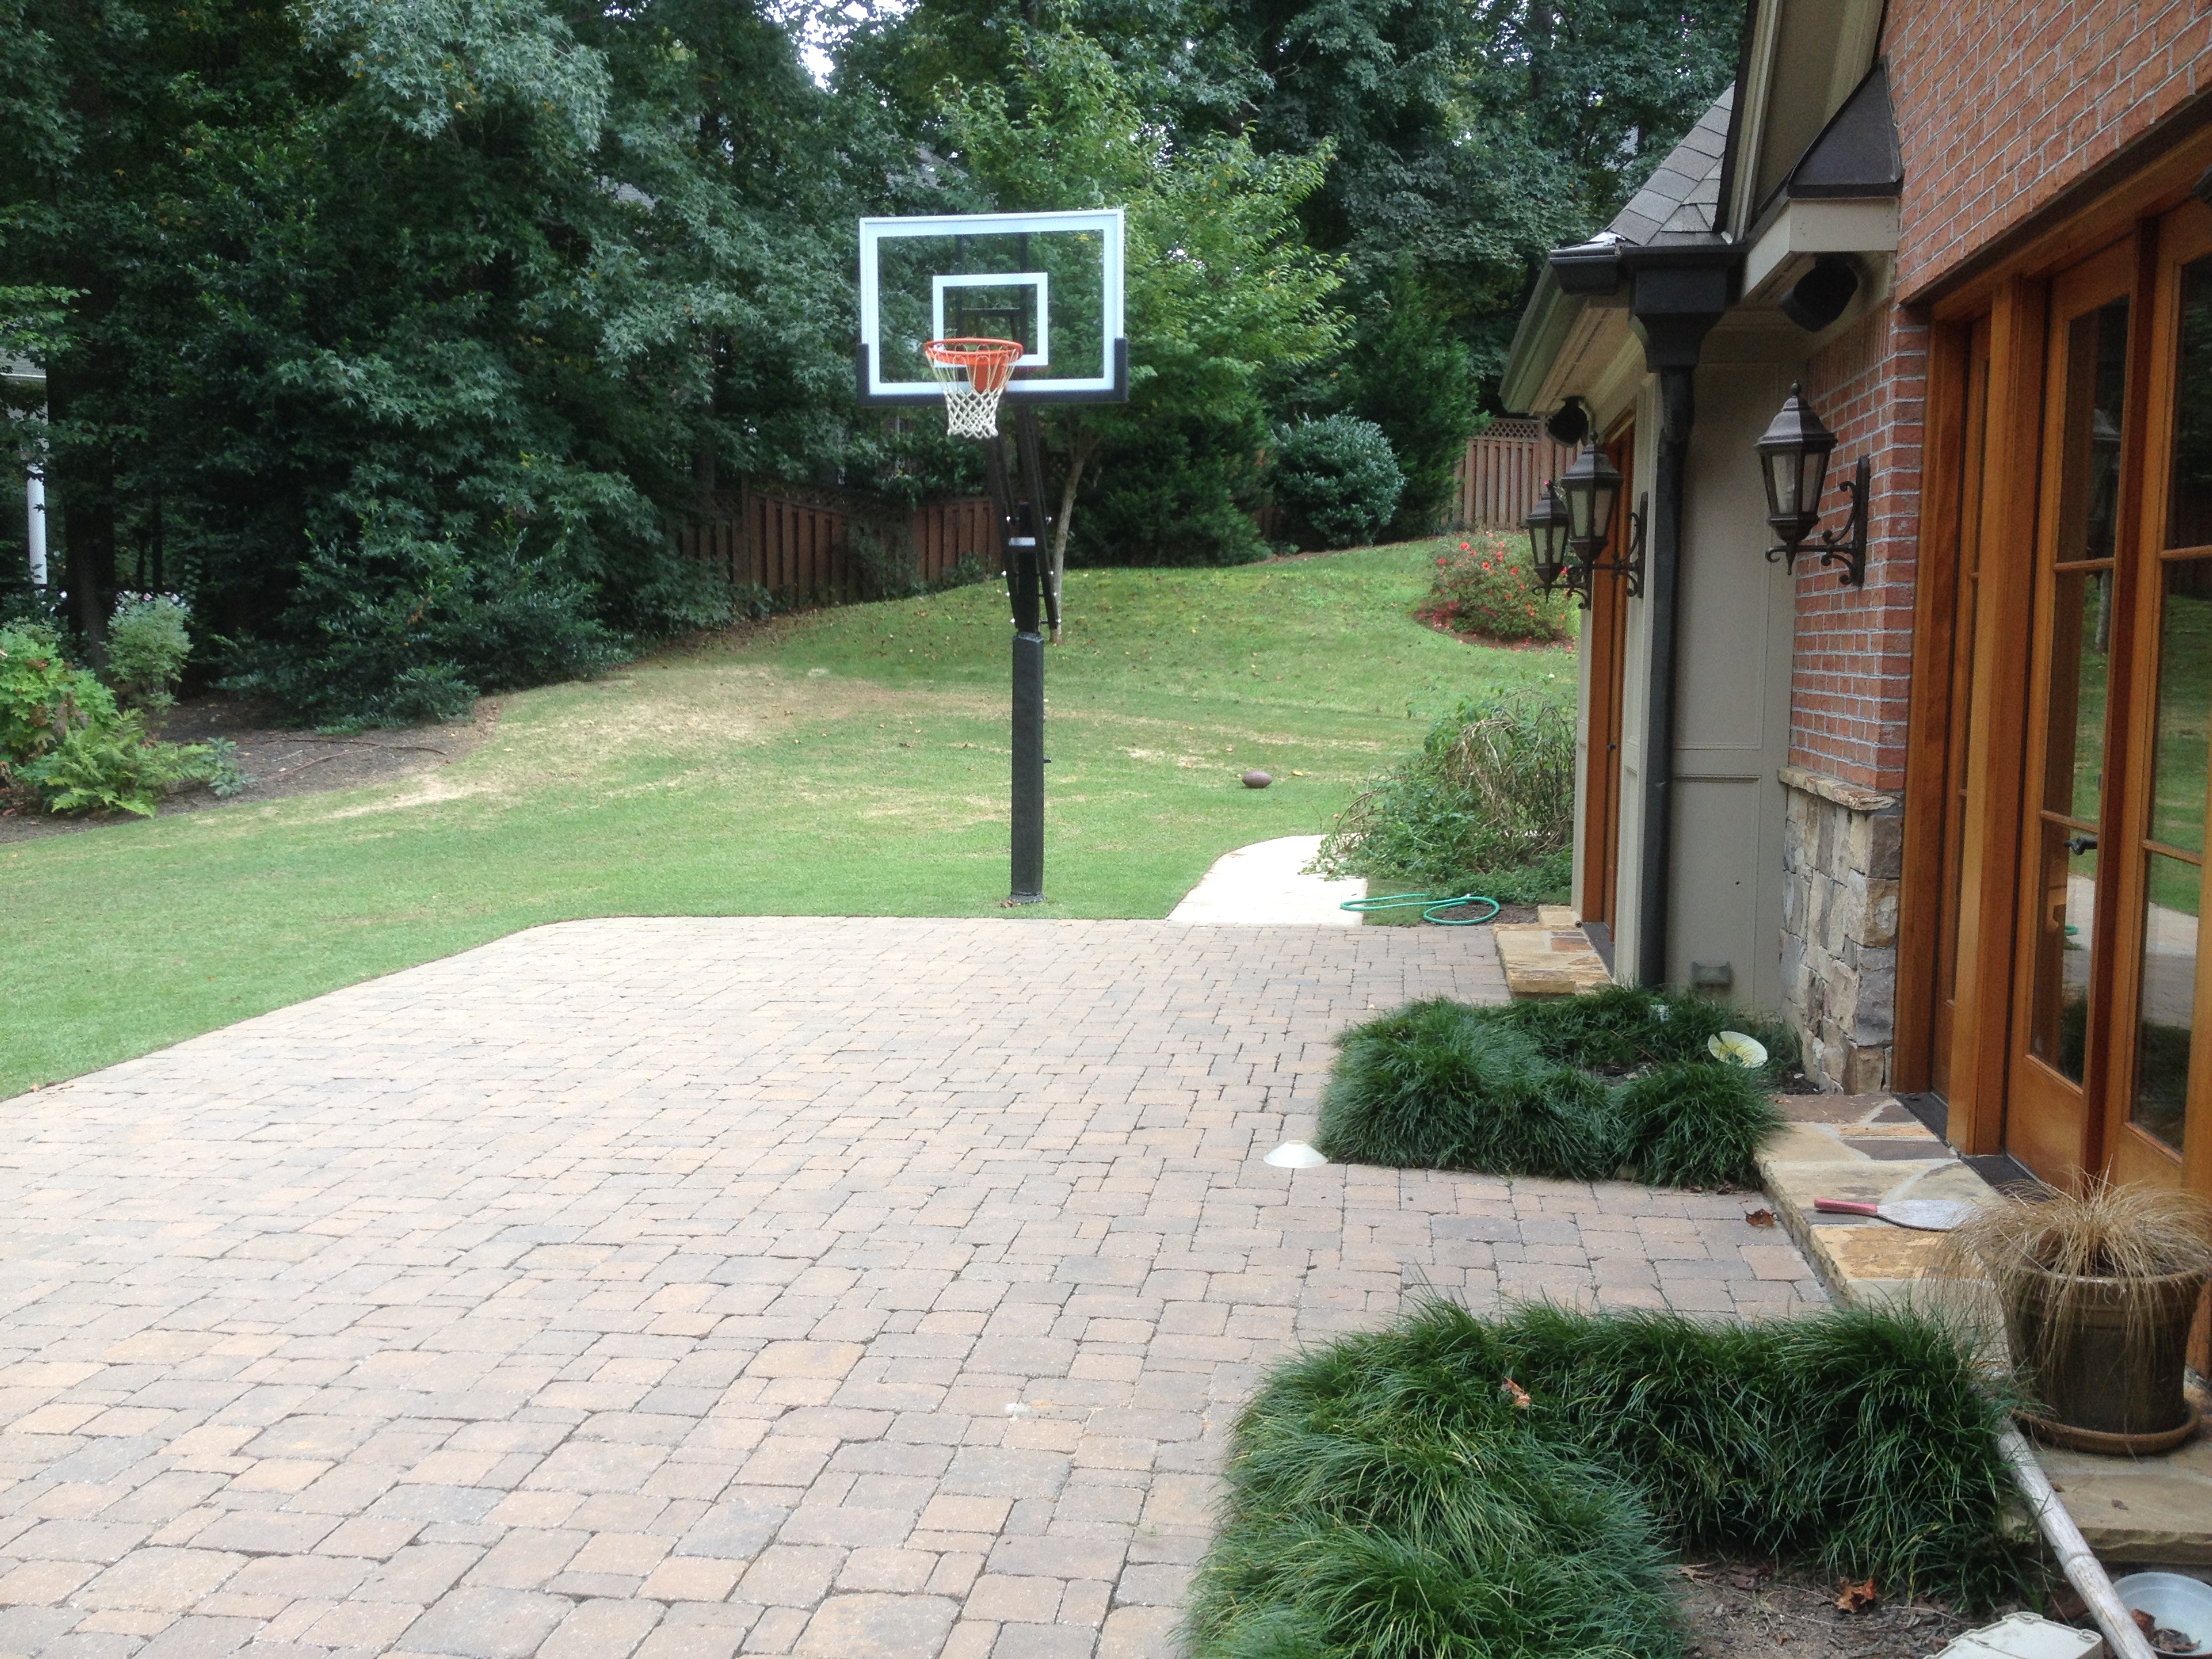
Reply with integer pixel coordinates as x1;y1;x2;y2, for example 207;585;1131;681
1930;318;1994;1099
1579;425;1633;931
2005;206;2212;1194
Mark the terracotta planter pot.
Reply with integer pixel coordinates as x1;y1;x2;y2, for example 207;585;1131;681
2001;1264;2205;1445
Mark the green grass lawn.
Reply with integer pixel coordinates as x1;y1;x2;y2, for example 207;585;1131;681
0;541;1570;1098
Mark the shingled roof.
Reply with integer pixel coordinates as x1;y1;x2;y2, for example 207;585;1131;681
1605;85;1734;246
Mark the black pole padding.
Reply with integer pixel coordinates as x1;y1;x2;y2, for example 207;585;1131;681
1015;405;1060;636
1010;628;1046;903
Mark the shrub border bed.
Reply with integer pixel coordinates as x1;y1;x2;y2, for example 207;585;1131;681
1316;987;1797;1189
1186;1299;2039;1659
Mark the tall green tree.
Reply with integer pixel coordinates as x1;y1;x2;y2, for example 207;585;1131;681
942;27;1345;599
0;0;875;716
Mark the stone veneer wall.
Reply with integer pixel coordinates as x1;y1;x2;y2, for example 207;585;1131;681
1780;766;1903;1092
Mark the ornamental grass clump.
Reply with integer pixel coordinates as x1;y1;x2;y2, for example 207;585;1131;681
1185;1299;2036;1659
1935;1179;2212;1439
1317;988;1790;1187
1416;531;1577;644
1317;1000;1616;1177
1313;693;1574;894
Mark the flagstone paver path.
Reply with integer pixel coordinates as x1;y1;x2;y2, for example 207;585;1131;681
0;918;1824;1659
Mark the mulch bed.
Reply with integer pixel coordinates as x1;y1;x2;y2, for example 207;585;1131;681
1683;1560;2017;1659
0;693;496;842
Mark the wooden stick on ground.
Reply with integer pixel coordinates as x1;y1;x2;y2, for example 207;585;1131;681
1997;1425;2156;1659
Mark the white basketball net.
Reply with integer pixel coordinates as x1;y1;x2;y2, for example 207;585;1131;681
924;340;1022;441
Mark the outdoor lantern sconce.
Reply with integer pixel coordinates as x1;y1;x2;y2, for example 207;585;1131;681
1532;442;1645;604
1523;483;1575;594
1758;383;1868;587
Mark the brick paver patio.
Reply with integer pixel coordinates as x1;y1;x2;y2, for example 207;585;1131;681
0;918;1822;1659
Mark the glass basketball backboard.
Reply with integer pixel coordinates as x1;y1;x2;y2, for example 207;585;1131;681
857;209;1127;405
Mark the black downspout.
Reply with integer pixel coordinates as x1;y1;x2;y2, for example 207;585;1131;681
1624;252;1732;989
1639;367;1696;989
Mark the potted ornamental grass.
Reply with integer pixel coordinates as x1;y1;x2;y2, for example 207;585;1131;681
1939;1181;2212;1454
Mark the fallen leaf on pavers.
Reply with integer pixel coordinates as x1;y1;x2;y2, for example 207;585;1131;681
1499;1378;1531;1410
1745;1208;1777;1227
1836;1578;1879;1614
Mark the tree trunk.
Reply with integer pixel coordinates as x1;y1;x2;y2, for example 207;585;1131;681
1048;432;1097;644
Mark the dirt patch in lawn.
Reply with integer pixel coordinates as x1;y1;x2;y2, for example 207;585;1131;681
1681;1560;2020;1659
0;694;498;842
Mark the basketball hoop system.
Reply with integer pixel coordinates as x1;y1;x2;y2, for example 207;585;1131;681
859;210;1128;907
924;337;1023;439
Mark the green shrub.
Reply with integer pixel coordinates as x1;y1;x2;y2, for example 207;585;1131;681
104;592;194;708
1315;693;1574;891
1496;982;1795;1075
1;621;118;769
1502;1303;2034;1605
1187;1298;2035;1659
1416;532;1577;644
1318;1001;1616;1178
1350;264;1485;541
17;713;247;817
1612;1062;1781;1189
1271;415;1406;550
228;520;626;729
2;622;247;815
1316;989;1793;1187
1069;405;1271;569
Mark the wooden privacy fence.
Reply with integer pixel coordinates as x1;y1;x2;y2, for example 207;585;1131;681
1451;417;1581;531
683;422;1573;600
677;480;998;603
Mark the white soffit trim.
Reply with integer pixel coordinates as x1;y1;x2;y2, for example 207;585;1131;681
1534;305;1633;419
1742;199;1901;298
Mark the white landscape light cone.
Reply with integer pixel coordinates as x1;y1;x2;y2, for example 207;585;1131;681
1265;1141;1328;1168
1708;1031;1768;1069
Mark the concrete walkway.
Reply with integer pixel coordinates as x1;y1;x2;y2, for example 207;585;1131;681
0;918;1822;1659
1165;836;1365;925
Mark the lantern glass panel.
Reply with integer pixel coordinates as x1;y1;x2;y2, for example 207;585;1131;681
1794;445;1830;525
1584;474;1618;542
1524;487;1567;579
1763;445;1799;520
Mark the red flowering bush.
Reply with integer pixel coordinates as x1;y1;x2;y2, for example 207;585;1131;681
1415;532;1576;645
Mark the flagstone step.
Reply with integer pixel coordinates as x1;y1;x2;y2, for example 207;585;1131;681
1755;1094;2212;1564
1492;907;1612;996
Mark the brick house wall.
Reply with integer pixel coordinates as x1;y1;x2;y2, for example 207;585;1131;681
1889;0;2212;301
1771;0;2212;1085
1786;0;2212;793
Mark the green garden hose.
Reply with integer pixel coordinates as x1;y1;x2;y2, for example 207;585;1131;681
1339;890;1502;926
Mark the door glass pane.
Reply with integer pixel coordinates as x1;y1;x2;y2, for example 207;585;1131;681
2028;819;2097;1084
2150;559;2212;853
2169;255;2212;550
2041;569;2112;819
2058;300;2131;561
2133;851;2200;1150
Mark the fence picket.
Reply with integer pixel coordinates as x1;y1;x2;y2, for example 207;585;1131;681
676;483;1000;607
1450;419;1578;531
